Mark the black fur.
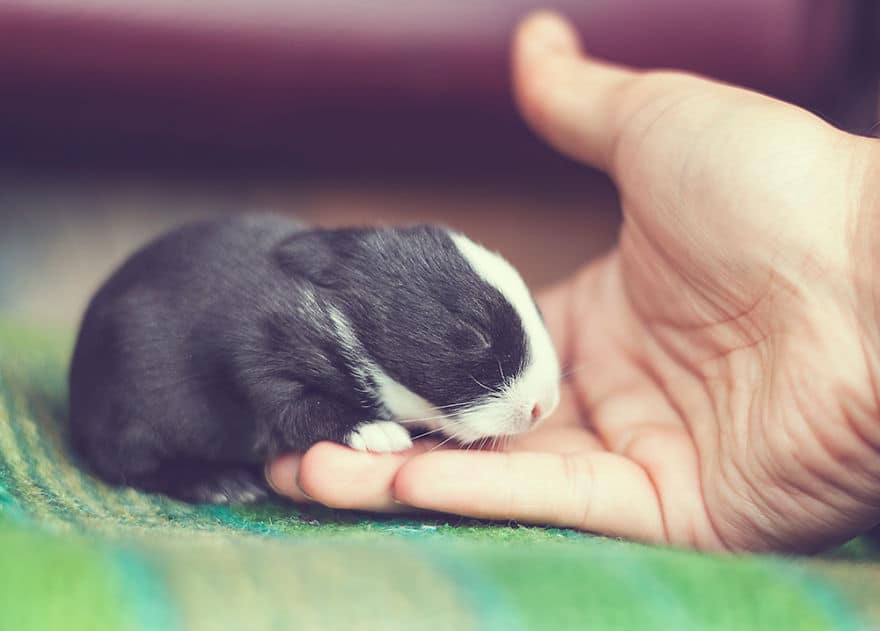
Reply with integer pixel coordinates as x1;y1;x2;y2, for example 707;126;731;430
68;215;528;504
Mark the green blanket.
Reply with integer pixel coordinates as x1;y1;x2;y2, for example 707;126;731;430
1;320;878;630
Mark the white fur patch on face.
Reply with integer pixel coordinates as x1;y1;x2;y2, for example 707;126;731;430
440;397;532;444
346;421;413;452
326;247;560;445
450;233;561;434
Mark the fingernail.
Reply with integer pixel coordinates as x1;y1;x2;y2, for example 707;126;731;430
264;460;314;501
264;461;282;494
294;476;314;502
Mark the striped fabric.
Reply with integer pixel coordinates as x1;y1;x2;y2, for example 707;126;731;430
1;319;878;631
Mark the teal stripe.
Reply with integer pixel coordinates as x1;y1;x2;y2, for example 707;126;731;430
203;504;288;537
111;548;181;631
402;534;526;631
0;467;28;524
598;542;698;629
766;558;869;631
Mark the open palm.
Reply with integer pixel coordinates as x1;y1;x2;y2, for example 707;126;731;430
269;12;880;552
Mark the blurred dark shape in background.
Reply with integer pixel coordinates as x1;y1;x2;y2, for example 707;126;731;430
0;1;878;325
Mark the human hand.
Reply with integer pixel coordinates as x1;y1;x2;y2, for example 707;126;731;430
267;11;880;553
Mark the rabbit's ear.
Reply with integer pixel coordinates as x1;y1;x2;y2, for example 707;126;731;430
274;230;339;288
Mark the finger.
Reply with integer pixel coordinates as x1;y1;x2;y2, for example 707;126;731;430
265;454;310;502
512;10;637;172
290;440;444;513
395;450;666;543
615;425;723;550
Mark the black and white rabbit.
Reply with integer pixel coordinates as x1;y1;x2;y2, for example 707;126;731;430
68;215;560;504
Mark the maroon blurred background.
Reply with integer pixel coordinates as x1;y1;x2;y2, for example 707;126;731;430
1;1;877;177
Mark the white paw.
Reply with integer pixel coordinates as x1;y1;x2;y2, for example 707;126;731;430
346;421;413;453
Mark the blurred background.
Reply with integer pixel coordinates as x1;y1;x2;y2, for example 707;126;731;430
1;0;879;331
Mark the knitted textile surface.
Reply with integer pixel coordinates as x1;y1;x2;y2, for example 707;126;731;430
1;319;878;631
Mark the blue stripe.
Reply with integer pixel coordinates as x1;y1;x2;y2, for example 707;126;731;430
766;558;869;631
399;532;527;631
110;547;181;631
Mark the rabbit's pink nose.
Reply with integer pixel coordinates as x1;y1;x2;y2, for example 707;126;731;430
530;403;541;422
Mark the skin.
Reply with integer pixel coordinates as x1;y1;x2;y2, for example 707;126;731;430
267;11;880;553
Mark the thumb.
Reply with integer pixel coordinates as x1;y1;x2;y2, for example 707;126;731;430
512;10;637;173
